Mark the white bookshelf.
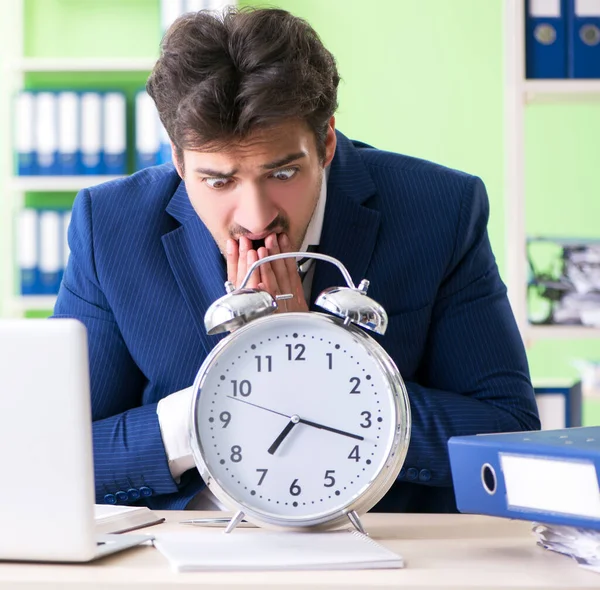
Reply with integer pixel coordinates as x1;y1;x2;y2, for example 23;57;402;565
504;0;600;345
0;0;157;318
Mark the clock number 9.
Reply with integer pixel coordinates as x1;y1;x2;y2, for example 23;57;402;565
231;379;252;397
219;411;231;428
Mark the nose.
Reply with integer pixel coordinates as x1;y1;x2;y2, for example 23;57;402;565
235;184;278;236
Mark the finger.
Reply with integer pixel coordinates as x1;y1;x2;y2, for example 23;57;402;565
265;233;292;297
246;248;260;289
279;232;304;294
226;239;238;285
257;246;280;298
237;237;252;287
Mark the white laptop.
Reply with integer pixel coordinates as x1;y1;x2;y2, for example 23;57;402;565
0;318;150;562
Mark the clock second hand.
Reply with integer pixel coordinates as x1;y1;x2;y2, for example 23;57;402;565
226;396;365;449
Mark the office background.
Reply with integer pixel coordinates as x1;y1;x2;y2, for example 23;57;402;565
0;0;599;422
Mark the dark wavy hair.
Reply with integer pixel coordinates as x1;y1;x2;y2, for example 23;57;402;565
146;7;340;164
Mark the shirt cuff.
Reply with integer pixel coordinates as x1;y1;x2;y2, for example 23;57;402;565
156;386;196;480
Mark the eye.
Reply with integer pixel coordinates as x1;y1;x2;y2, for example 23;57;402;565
271;167;298;181
204;177;232;189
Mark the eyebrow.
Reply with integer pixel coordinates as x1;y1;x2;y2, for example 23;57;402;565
193;151;307;178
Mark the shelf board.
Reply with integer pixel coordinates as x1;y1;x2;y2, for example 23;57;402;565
10;296;56;313
10;175;126;192
527;325;600;341
12;58;156;72
524;80;600;103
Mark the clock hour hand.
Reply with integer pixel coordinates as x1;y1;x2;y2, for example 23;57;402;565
298;418;364;441
267;415;300;455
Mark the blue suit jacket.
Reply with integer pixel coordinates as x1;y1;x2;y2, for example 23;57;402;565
54;131;540;512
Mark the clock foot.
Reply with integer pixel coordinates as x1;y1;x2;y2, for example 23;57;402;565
224;510;246;534
347;510;368;536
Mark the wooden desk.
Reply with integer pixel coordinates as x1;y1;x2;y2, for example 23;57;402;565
0;511;597;589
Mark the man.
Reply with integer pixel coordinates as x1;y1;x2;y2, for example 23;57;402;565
53;7;540;512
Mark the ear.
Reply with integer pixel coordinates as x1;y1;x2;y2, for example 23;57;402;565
170;141;184;178
323;116;337;168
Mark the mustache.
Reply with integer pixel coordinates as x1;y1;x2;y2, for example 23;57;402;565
228;215;290;240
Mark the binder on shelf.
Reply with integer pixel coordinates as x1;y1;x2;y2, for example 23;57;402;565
17;209;38;295
135;91;160;170
14;92;36;176
57;91;80;175
534;379;582;430
160;0;184;33
525;0;568;78
80;92;103;175
448;427;600;530
62;209;72;273
35;92;58;175
38;210;62;295
567;0;600;78
102;92;127;175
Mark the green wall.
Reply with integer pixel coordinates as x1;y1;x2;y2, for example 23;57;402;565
4;0;600;420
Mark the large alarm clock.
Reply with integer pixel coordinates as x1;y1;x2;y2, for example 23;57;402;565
190;252;411;534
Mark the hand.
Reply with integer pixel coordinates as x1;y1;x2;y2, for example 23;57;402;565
226;233;309;313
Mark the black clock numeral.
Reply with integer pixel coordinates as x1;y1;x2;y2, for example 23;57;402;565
348;445;361;462
326;352;333;370
360;411;372;428
230;445;243;462
231;379;252;397
324;470;336;487
349;377;361;394
219;411;231;428
256;468;268;486
255;355;272;373
289;478;302;496
286;343;306;361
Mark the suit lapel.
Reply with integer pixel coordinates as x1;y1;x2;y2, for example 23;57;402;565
162;180;227;355
310;132;381;309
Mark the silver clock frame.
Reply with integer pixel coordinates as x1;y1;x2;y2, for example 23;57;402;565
189;311;411;534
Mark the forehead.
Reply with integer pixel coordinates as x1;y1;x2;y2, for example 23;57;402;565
186;121;316;166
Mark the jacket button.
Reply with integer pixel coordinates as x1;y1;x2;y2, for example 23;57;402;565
103;493;117;505
127;488;141;501
115;490;129;503
399;467;406;478
139;485;153;498
406;467;418;481
419;469;431;482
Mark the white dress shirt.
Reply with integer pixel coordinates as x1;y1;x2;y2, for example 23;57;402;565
156;167;329;509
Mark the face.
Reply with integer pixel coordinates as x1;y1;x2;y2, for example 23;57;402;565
172;118;337;254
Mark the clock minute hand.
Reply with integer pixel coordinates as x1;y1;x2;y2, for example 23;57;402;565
298;418;364;441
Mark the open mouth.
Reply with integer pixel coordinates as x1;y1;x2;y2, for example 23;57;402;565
251;238;266;251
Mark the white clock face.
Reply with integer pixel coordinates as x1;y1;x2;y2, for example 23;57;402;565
192;313;403;523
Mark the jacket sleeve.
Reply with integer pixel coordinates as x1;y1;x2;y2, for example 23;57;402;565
52;188;180;503
399;176;540;487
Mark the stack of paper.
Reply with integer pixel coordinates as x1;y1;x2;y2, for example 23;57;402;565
533;523;600;574
153;529;404;572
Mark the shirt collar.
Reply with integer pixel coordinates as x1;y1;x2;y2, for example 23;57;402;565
299;165;328;253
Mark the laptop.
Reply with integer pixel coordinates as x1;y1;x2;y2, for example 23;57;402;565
0;318;150;562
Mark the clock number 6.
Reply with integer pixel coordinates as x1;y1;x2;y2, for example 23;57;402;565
289;478;302;496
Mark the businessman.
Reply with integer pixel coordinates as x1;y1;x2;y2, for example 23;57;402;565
53;7;540;512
